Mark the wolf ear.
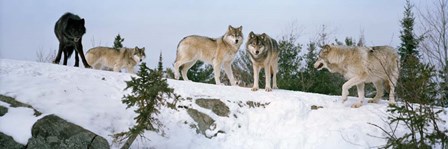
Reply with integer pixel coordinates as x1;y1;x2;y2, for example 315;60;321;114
261;33;267;40
323;44;330;49
228;25;233;31
238;26;242;32
141;47;145;51
249;31;255;38
80;19;85;25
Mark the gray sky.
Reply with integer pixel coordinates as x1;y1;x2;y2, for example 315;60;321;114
1;0;423;68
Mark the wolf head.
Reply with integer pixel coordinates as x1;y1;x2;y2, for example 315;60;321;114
66;17;86;42
132;46;146;63
314;45;333;71
246;32;269;58
224;25;243;46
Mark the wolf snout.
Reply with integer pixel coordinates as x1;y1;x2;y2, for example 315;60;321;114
255;51;259;54
235;39;239;44
314;61;324;70
316;63;323;69
140;59;142;62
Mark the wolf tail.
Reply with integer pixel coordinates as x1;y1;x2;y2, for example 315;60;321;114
175;37;188;63
66;48;75;58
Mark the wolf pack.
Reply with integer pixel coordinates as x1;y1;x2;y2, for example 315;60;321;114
53;12;400;108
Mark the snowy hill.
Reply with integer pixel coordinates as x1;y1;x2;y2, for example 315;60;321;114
0;59;420;148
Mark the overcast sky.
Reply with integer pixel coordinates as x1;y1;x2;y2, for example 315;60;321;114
0;0;428;68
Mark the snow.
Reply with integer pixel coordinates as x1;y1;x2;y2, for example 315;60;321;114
0;104;44;144
0;59;444;148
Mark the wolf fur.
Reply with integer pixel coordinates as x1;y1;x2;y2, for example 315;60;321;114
174;25;244;85
86;46;145;74
246;32;280;92
53;12;91;68
313;45;400;108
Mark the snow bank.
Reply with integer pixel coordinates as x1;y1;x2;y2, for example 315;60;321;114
0;59;422;148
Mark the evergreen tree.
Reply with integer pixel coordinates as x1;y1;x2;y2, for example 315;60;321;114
397;0;425;104
157;52;163;73
113;62;178;149
398;1;420;60
277;33;302;90
373;1;448;147
231;50;253;87
113;34;125;49
186;61;214;84
165;68;175;79
344;37;354;46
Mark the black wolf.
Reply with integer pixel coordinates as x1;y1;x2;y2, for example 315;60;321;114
53;12;91;68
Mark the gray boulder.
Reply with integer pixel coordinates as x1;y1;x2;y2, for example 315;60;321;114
187;108;215;136
0;132;24;149
0;105;7;117
27;114;109;149
195;98;230;117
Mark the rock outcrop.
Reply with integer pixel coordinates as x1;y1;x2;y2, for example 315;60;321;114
27;114;110;149
195;98;230;117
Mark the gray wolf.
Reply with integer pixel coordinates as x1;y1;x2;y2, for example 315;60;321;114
174;25;243;85
53;12;90;68
314;45;399;108
86;46;146;74
246;32;280;92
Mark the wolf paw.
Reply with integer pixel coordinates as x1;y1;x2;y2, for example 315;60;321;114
388;101;396;107
368;99;379;103
265;87;272;92
251;87;258;91
341;98;348;103
351;102;363;108
272;86;278;89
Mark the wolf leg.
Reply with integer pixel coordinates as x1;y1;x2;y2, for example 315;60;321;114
127;66;135;74
63;49;69;65
264;65;272;92
271;62;278;89
75;40;91;68
181;61;196;81
352;83;365;108
213;59;223;85
174;60;183;80
113;64;121;72
368;80;384;103
341;76;365;103
251;64;260;91
223;61;236;86
93;63;102;70
74;51;79;67
388;77;397;106
174;57;191;80
53;43;64;64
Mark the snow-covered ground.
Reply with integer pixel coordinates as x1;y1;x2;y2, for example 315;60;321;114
0;59;443;148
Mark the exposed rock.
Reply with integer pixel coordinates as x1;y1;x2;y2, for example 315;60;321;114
0;132;24;149
187;108;215;136
0;94;41;116
311;105;324;110
27;114;109;149
246;101;270;108
195;98;230;117
0;105;7;117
